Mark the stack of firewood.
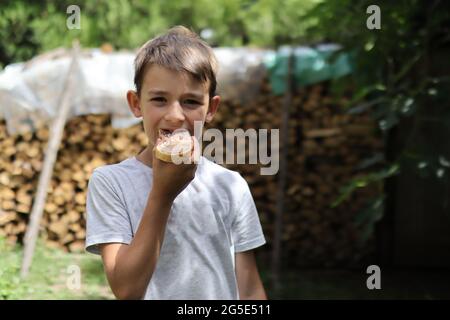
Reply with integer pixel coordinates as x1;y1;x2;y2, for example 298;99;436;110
0;114;147;252
0;78;382;266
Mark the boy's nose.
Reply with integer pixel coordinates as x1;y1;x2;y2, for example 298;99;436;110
164;101;185;123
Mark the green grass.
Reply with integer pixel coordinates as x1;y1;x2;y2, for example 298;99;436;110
0;237;114;300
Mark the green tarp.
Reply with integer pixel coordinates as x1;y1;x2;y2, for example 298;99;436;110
264;45;354;95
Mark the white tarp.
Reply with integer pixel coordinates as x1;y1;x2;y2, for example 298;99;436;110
0;47;269;135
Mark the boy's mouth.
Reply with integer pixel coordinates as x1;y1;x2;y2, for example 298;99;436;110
159;128;190;137
159;128;191;137
159;128;173;136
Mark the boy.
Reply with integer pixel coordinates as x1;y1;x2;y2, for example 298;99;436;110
85;26;267;300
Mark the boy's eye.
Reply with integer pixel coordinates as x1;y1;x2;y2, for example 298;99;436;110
184;100;200;105
151;97;166;102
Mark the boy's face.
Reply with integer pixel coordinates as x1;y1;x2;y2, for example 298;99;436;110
127;65;220;148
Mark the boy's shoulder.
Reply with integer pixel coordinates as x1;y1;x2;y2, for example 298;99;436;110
200;156;242;176
200;156;237;176
199;157;250;192
90;157;138;179
88;157;143;191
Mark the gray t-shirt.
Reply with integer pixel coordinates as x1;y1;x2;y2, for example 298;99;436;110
85;156;266;300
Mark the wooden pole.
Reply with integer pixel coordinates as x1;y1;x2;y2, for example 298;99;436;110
271;48;294;295
21;41;80;278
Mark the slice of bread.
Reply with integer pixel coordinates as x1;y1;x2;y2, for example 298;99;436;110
155;129;193;163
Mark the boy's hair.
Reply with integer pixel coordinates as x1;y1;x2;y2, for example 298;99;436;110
134;26;218;98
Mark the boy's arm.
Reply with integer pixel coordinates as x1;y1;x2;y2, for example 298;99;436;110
99;192;172;300
99;150;197;300
235;250;267;300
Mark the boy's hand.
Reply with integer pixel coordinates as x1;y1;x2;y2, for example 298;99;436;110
150;138;197;203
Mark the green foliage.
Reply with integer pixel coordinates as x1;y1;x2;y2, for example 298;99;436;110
309;1;450;235
0;1;40;69
306;0;449;143
331;163;399;208
353;195;385;245
0;0;321;68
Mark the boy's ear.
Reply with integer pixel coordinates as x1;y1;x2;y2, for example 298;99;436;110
127;90;142;118
205;95;220;123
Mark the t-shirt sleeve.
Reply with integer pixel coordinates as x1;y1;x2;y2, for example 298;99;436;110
85;169;133;255
231;175;266;252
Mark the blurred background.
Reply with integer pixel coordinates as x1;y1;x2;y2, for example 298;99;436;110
0;0;449;299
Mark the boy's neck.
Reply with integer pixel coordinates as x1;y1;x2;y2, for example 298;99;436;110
136;145;154;168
